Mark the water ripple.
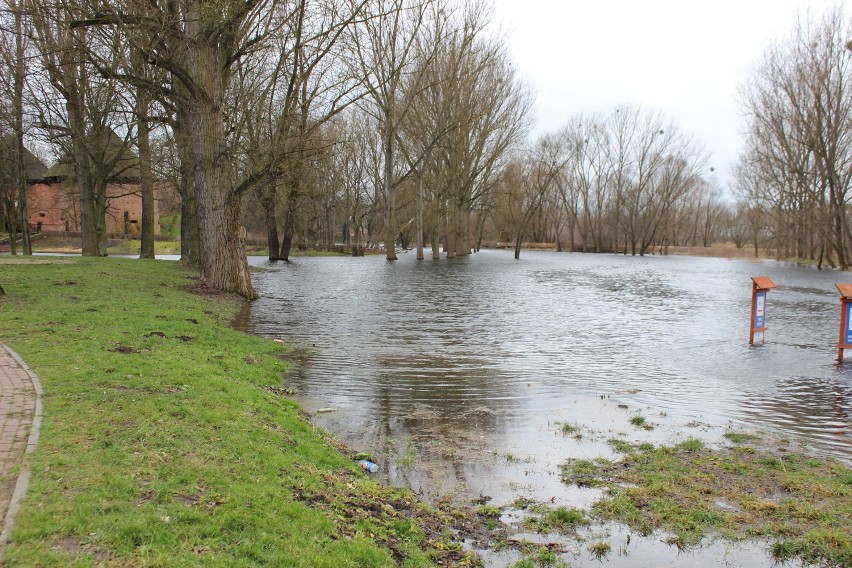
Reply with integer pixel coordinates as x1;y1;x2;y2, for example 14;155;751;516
245;251;852;468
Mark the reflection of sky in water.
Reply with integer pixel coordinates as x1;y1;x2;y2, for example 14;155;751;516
243;251;851;507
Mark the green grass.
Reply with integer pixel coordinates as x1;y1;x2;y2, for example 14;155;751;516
587;540;611;558
628;414;654;430
560;458;611;487
159;214;181;238
522;504;588;535
106;239;181;255
724;431;761;444
476;505;502;519
559;439;852;567
396;440;419;468
558;422;580;436
0;256;480;567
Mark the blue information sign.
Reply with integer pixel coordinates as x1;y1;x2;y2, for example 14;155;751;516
753;290;766;329
845;302;852;345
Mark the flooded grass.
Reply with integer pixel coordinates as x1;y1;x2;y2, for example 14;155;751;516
724;431;762;444
563;438;852;567
587;539;611;559
628;414;655;430
560;458;612;488
522;506;589;535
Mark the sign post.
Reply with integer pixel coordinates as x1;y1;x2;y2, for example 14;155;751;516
835;283;852;362
749;276;776;345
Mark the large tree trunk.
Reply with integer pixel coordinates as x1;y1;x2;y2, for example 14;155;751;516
137;91;155;259
431;195;441;259
68;97;98;256
383;123;397;261
262;189;281;260
445;198;456;259
175;116;199;266
455;201;470;256
180;188;199;265
189;96;256;299
280;179;298;261
95;179;108;256
416;174;424;260
12;1;30;256
4;197;18;255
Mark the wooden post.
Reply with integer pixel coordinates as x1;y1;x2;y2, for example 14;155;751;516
749;281;757;345
839;298;848;362
835;283;852;362
749;276;776;345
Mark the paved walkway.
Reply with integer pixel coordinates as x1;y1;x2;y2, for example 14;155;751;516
0;344;42;546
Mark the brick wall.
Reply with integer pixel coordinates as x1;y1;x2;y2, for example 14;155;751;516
27;182;160;235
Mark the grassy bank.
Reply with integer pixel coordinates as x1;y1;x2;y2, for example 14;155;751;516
0;257;479;566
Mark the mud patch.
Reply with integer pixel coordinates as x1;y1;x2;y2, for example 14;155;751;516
110;345;140;354
292;466;492;565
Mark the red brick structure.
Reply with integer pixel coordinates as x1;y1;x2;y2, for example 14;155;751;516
23;134;160;236
27;181;160;235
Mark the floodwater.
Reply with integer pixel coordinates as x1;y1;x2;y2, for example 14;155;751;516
239;250;851;567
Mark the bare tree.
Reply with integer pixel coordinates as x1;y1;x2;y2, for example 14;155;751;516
349;0;437;261
28;0;138;257
235;0;367;261
0;0;31;254
395;0;531;259
69;0;286;296
557;113;612;252
740;7;852;267
129;49;157;259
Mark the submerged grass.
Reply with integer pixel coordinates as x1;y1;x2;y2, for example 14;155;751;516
561;437;852;567
0;256;480;566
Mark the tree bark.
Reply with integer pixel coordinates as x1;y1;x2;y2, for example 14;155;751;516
416;171;424;260
137;88;155;259
455;200;470;256
180;190;199;265
431;195;440;259
445;197;456;258
12;0;30;255
68;96;98;256
174;111;199;266
94;178;107;256
4;194;18;256
280;179;298;261
383;123;398;261
189;96;256;299
262;189;281;260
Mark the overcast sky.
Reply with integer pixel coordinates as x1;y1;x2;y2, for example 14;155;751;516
489;0;842;186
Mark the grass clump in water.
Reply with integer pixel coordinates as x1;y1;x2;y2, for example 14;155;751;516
560;458;611;487
511;545;568;567
522;504;588;536
629;414;655;430
558;422;583;439
0;256;481;567
607;438;656;454
588;540;611;558
559;438;852;567
724;431;761;444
